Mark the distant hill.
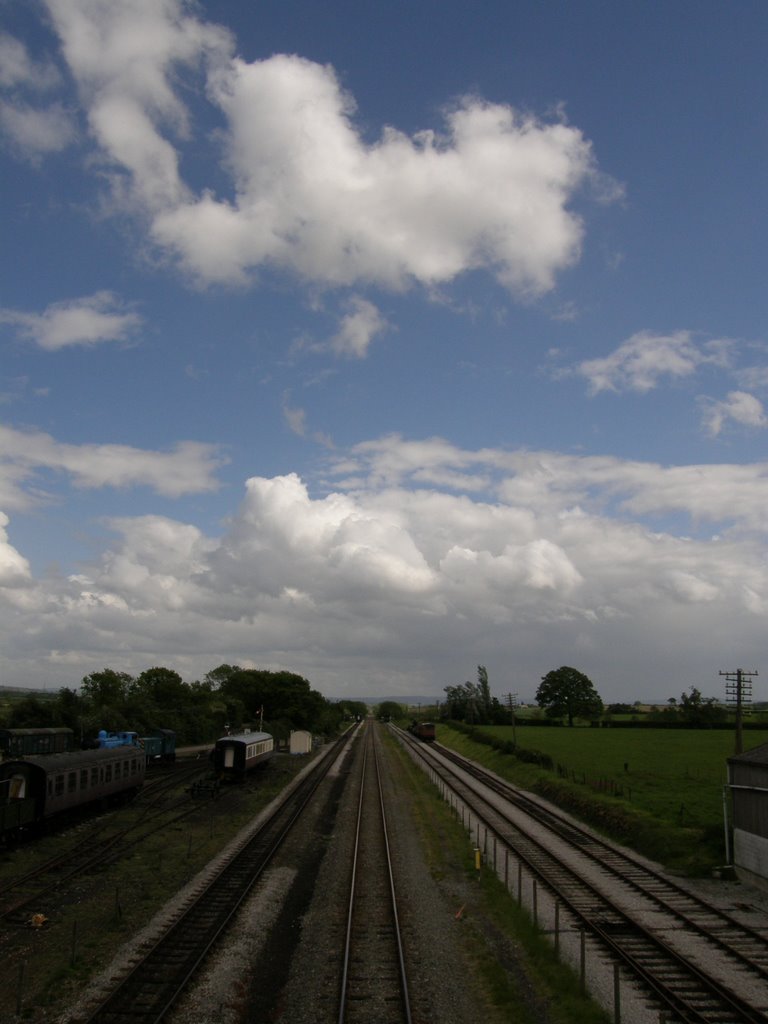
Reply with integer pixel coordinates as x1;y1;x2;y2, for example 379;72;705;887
0;685;58;699
358;696;442;708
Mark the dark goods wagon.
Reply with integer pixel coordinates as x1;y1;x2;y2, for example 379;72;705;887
0;727;74;759
409;721;436;742
214;731;274;780
0;747;146;840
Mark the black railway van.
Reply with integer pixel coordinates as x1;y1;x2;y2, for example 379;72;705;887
214;731;274;779
0;727;75;759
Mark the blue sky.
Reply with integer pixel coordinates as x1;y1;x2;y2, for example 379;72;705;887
1;0;767;705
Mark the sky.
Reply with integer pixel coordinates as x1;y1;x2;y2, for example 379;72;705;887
1;1;767;706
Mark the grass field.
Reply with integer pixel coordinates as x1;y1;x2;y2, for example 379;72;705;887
434;724;768;874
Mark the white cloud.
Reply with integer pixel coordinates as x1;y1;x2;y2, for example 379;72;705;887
1;436;767;698
0;33;75;160
330;297;388;358
0;425;226;507
0;100;76;158
0;511;31;585
42;1;608;296
701;390;768;437
282;399;307;438
0;292;142;350
576;330;731;394
0;33;61;90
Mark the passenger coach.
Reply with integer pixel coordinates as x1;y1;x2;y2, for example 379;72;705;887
0;747;146;838
214;731;274;780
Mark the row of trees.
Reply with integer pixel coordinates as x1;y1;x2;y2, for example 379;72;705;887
443;666;513;724
0;666;369;746
442;665;604;727
443;666;733;729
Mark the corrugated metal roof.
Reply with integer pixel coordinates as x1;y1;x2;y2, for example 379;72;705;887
728;742;768;766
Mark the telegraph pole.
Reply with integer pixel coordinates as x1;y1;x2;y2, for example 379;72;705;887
504;692;518;746
720;669;757;755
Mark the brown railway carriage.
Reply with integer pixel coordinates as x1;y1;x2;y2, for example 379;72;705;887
0;747;146;837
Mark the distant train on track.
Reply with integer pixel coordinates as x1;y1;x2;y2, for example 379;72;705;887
0;746;146;840
92;728;176;761
0;727;75;760
213;730;274;780
408;721;436;742
1;726;177;762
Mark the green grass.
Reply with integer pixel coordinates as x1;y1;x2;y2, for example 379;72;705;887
383;730;611;1024
478;725;768;830
433;724;763;874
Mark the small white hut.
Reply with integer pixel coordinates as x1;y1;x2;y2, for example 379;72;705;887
289;729;312;754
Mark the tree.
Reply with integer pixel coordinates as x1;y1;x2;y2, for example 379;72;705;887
377;701;405;722
536;666;603;726
677;686;727;726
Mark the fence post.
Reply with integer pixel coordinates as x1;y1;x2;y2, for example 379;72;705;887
16;962;24;1016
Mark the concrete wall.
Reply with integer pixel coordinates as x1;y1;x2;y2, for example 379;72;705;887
733;827;768;893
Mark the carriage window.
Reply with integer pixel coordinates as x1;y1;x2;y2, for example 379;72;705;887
55;774;65;796
80;769;88;789
105;765;112;783
91;767;99;785
114;762;121;780
68;772;77;793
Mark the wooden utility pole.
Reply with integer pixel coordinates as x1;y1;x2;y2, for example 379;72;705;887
720;669;757;755
504;692;518;745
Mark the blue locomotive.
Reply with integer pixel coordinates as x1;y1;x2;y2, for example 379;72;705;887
93;727;176;761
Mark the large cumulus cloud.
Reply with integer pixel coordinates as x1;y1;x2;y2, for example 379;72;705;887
40;0;601;295
1;437;767;697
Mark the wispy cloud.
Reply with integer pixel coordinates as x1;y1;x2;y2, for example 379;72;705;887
576;330;731;394
0;424;227;508
0;292;142;350
700;391;768;437
330;297;388;358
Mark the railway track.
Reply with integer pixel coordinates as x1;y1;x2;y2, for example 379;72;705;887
66;733;350;1024
398;729;768;1024
339;723;411;1024
0;762;210;923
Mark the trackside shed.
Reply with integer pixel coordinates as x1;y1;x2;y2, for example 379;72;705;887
289;730;312;754
728;743;768;892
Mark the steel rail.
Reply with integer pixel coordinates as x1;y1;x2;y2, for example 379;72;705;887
373;730;412;1024
398;729;767;1024
71;733;350;1024
0;767;212;920
433;739;768;977
338;725;412;1024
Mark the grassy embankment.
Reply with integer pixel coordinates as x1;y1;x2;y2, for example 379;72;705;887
383;729;611;1024
433;723;768;875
